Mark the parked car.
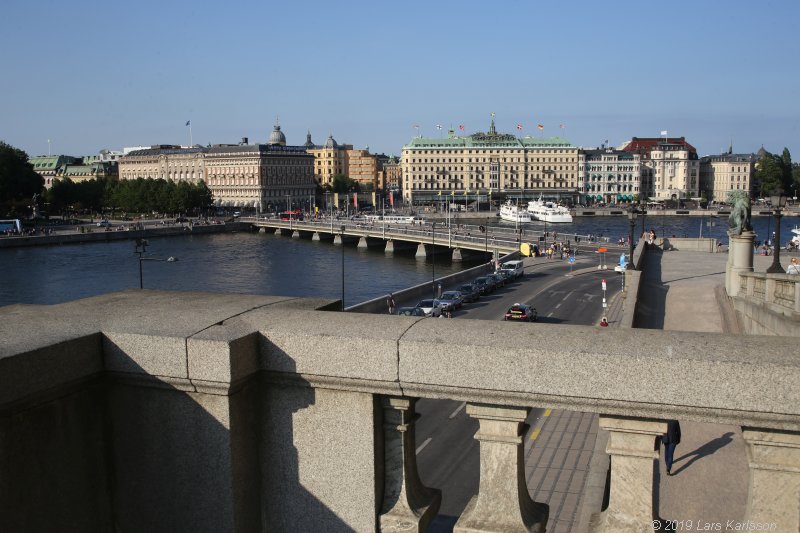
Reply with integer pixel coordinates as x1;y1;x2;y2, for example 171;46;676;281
472;276;495;295
487;273;505;288
415;299;442;317
496;269;515;283
396;306;426;317
457;283;481;303
96;219;110;227
500;260;525;279
438;291;464;311
504;303;537;322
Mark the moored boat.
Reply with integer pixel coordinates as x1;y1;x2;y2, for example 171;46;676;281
527;195;573;223
500;201;532;223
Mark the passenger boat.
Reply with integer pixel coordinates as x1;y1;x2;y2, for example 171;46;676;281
527;195;573;223
499;201;532;223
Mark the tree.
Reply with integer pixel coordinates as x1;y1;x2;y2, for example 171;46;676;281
331;174;358;193
0;141;44;215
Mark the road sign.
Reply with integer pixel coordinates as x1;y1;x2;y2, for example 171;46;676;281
602;279;607;291
568;256;575;263
597;247;608;253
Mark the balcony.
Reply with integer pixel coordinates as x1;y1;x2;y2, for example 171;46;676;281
1;290;798;532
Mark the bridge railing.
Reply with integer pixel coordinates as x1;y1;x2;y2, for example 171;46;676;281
1;291;798;532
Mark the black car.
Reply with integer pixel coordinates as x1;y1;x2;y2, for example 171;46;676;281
472;276;495;294
504;303;537;322
458;283;481;303
487;273;505;288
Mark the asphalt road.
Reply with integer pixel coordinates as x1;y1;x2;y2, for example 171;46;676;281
414;256;622;530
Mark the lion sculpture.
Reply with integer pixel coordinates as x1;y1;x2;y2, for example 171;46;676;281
727;190;752;235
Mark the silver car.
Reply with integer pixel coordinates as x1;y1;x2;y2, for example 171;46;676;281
415;299;442;317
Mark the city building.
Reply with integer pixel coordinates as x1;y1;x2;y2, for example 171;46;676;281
382;155;402;192
204;125;315;212
305;134;352;188
61;160;118;183
699;151;755;202
346;148;379;190
118;145;207;183
400;119;580;206
579;148;641;205
29;155;79;189
621;137;699;200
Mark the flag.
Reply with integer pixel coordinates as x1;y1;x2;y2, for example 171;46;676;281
451;190;455;196
437;191;442;196
517;123;523;130
560;124;565;129
458;124;465;131
186;120;191;126
463;189;468;196
371;192;376;207
353;193;357;207
436;124;442;130
660;130;668;136
537;124;544;130
389;191;394;207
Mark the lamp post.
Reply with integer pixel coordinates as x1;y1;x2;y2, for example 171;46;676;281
134;238;177;289
627;206;637;270
766;191;787;274
431;222;436;298
340;225;346;310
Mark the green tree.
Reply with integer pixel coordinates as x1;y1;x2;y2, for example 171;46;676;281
0;141;44;215
331;174;358;193
756;151;785;197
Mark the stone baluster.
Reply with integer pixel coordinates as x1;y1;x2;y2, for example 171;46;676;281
454;403;548;533
742;428;800;531
589;416;667;533
379;397;441;533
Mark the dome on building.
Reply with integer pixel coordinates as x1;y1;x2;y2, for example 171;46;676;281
268;124;286;146
324;134;338;149
304;131;315;149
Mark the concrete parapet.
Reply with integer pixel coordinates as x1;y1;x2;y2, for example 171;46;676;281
2;291;800;532
660;237;718;252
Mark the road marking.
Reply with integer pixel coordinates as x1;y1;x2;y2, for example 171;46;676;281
547;312;554;317
544;408;552;417
529;428;541;441
448;401;466;419
416;437;432;454
554;303;562;309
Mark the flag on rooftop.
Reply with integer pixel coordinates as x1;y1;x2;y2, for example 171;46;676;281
458;124;465;131
436;124;442;130
186;120;191;126
537;124;544;130
517;123;523;130
660;130;668;136
560;124;565;129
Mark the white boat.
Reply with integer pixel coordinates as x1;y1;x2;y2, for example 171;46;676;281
499;201;532;223
527;196;573;223
790;226;800;248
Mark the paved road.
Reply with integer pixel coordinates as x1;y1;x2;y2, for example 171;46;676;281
414;257;622;530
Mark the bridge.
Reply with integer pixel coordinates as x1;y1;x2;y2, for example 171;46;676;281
242;216;622;261
1;238;798;533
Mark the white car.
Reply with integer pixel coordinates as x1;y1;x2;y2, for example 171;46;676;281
415;299;442;317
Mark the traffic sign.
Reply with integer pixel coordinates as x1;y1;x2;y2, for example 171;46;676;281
568;256;575;263
597;247;608;253
602;279;607;291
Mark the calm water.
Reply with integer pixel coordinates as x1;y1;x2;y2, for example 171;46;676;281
1;215;797;307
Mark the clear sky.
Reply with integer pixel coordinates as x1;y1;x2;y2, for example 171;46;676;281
2;0;798;160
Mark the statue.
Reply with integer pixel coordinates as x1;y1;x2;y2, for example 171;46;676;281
727;190;752;235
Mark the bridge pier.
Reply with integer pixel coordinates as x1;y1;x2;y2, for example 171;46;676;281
334;234;343;245
292;231;300;239
358;237;368;250
385;240;394;255
415;243;427;259
452;248;463;263
274;228;281;236
312;232;320;241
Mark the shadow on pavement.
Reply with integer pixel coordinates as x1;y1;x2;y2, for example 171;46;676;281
633;248;668;329
671;432;734;476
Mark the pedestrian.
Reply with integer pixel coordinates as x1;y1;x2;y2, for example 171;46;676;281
387;293;396;315
663;420;681;475
600;317;609;327
787;257;800;275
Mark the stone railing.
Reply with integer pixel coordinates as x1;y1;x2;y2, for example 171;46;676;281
1;290;799;532
733;271;800;336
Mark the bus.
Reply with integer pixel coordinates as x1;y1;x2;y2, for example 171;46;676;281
279;210;304;221
363;214;425;224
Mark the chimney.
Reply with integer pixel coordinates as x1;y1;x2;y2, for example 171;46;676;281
241;137;248;145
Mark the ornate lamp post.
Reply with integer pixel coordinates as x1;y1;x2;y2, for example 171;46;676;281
627;207;637;270
766;190;787;274
340;225;346;310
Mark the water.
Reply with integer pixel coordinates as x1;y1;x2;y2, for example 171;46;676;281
1;214;796;307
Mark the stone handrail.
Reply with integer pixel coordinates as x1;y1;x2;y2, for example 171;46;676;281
732;271;800;336
1;290;799;532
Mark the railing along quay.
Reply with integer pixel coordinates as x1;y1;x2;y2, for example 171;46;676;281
1;290;798;532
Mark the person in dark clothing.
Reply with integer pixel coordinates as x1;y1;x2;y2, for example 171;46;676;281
387;293;396;315
663;420;681;475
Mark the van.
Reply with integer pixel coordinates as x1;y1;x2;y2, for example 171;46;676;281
500;260;524;279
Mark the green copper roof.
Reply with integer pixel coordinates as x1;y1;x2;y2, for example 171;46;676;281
29;155;78;170
403;119;573;150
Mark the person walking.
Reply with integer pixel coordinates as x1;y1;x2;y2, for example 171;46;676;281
787;257;800;275
663;420;682;475
387;293;396;315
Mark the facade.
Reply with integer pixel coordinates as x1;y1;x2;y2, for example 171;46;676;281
579;148;641;204
621;137;699;200
61;161;118;183
205;126;315;212
346;148;379;190
400;119;580;205
699;152;755;202
306;134;352;188
382;156;402;192
118;145;207;183
30;155;79;189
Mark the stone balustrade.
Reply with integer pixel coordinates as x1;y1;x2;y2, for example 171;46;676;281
1;290;799;532
733;271;800;336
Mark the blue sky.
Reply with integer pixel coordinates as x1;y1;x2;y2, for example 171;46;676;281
2;0;798;160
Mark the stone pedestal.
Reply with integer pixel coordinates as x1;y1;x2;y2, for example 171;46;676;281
415;243;427;259
454;403;548;533
358;237;368;249
727;230;754;297
589;416;667;533
379;397;441;532
742;428;800;532
452;248;463;263
385;240;394;255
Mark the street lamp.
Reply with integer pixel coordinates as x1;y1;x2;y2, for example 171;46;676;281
431;222;436;298
134;238;178;289
340;225;346;311
766;190;787;274
627;206;637;271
